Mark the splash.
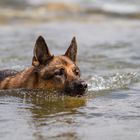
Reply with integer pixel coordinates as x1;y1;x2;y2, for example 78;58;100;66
88;72;138;91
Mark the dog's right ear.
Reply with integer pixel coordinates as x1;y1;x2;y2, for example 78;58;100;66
65;37;77;63
32;36;53;66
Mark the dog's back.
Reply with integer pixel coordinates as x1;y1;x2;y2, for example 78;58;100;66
0;69;18;81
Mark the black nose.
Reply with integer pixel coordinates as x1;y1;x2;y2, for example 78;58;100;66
75;80;88;90
65;80;88;96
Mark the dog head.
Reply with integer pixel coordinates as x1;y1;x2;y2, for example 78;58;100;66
32;36;87;96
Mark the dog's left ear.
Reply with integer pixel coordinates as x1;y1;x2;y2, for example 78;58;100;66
65;37;77;63
32;36;53;66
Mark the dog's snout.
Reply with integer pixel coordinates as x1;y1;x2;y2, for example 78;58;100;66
65;80;88;96
73;80;88;91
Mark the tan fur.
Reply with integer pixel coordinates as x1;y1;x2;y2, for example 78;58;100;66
0;56;79;90
0;36;86;93
0;67;35;89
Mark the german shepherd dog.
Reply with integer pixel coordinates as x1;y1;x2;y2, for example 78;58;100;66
0;36;87;95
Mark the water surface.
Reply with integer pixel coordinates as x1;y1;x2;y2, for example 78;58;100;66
0;1;140;140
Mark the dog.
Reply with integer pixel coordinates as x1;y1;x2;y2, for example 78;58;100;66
0;36;87;95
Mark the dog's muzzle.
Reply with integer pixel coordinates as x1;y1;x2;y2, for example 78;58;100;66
65;79;88;96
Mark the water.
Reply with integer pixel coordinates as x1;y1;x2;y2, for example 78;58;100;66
2;0;140;25
0;1;140;140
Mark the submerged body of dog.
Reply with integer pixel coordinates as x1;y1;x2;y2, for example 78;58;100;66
0;36;87;95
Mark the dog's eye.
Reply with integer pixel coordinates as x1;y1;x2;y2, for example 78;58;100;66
54;68;64;76
74;69;80;76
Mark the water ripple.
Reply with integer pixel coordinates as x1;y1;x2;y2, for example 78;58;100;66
88;72;138;91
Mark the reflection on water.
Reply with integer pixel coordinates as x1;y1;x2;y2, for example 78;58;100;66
0;89;87;140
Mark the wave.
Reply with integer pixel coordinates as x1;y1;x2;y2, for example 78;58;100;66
88;72;138;91
1;1;140;25
83;3;140;18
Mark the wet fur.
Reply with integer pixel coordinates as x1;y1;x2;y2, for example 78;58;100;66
0;36;86;94
0;56;79;89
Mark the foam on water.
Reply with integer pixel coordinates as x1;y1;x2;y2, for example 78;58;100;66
102;3;140;14
88;72;138;91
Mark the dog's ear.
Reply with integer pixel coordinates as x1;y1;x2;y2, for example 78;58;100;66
32;36;53;66
65;37;77;63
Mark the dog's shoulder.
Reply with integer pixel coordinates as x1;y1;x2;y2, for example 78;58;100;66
0;69;18;81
